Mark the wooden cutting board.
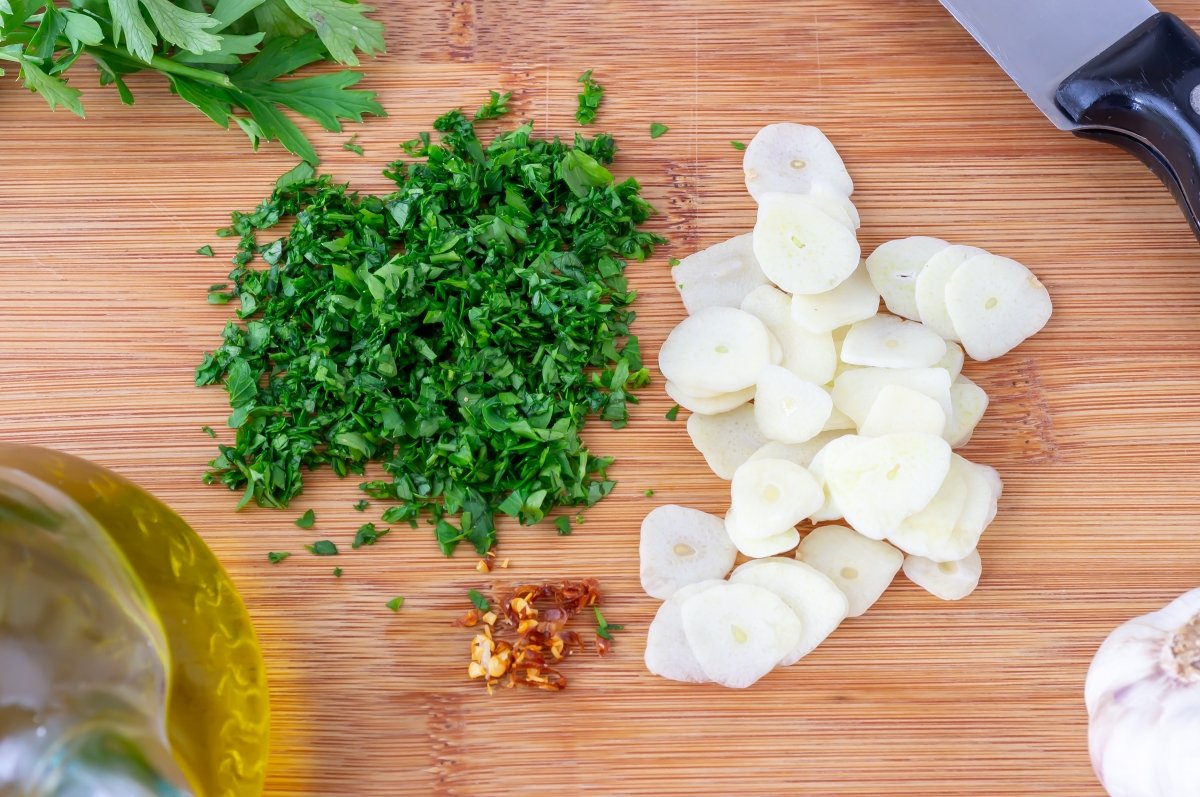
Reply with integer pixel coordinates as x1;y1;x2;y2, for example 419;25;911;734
3;1;1200;793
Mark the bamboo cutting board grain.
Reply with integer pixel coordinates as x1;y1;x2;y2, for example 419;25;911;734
3;1;1200;794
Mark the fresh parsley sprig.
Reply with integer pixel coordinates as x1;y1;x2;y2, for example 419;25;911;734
0;1;386;163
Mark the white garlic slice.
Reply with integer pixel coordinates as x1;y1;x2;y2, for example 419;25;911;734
639;505;738;600
902;550;981;601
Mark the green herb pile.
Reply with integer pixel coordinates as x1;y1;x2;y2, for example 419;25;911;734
0;0;385;163
197;91;664;555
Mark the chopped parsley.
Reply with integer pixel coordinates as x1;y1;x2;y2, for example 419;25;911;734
649;123;669;139
643;489;654;497
352;522;389;549
575;69;604;125
305;540;338;556
343;136;365;156
731;140;747;151
593;606;624;640
197;96;663;555
665;404;680;421
468;589;490;611
196;245;215;257
333;566;343;578
387;596;405;612
667;257;681;267
554;516;572;536
353;499;370;512
294;509;316;529
267;551;291;564
475;90;512;121
201;425;217;438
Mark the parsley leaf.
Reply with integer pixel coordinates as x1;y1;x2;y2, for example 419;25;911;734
475;89;511;120
267;550;291;563
731;140;747;151
649;122;668;139
305;539;338;555
468;589;490;611
665;404;680;421
196;245;215;257
201;425;217;438
554;516;572;536
594;606;623;640
294;509;316;528
280;0;385;66
353;499;370;512
352;522;389;548
1;1;385;161
643;489;654;497
333;566;343;577
386;596;404;612
343;135;364;156
575;69;603;125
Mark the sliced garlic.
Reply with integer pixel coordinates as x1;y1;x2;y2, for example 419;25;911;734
643;579;726;683
730;458;823;539
671;233;769;315
806;435;860;523
858;384;948;438
790;261;880;334
741;285;837;385
746;431;849;469
865;236;950;321
944;253;1053;362
639;505;738;599
824;433;952;540
934;340;965;381
840;314;947;369
795;525;903;617
753;365;833;444
902;550;981;601
913;244;986;340
945;376;989;448
743;122;854;199
658;306;772;395
665;381;755;416
680;581;803;688
724;509;801;558
830;366;953;429
686;404;768;481
885;456;970;560
753;193;861;296
730;557;849;665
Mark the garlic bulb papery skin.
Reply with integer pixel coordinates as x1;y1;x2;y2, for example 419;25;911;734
1085;588;1200;797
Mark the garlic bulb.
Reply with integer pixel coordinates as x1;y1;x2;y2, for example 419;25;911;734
1085;588;1200;797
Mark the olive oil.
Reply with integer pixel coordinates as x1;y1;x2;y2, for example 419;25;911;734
0;445;268;796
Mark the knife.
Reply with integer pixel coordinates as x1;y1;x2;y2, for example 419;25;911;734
940;0;1200;240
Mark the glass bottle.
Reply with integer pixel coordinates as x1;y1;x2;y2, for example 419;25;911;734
0;444;269;796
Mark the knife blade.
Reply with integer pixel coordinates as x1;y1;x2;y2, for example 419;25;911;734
940;0;1156;130
941;0;1200;240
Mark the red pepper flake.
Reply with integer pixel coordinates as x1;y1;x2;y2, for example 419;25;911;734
458;578;613;692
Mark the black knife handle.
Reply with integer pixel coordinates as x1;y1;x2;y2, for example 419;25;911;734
1056;12;1200;240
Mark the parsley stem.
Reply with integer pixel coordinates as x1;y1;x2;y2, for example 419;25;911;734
87;44;235;88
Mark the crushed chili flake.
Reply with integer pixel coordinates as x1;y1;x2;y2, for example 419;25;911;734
458;578;612;692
